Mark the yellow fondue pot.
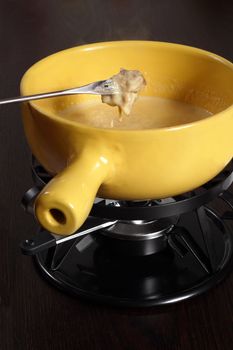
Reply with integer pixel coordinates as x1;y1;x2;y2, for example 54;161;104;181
20;41;233;235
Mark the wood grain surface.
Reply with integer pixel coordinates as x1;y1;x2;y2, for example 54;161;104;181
0;1;232;349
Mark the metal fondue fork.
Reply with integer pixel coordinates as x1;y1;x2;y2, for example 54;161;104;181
20;216;118;255
0;79;118;105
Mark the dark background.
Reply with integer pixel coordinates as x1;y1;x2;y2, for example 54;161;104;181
0;1;233;349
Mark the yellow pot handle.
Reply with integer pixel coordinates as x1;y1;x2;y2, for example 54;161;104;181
35;147;110;235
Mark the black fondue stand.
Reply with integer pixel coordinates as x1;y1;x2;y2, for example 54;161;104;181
20;158;233;307
1;1;233;350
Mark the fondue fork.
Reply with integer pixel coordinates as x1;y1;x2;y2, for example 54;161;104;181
20;217;118;255
0;79;118;105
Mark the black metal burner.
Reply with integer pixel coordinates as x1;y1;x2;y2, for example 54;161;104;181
20;158;233;306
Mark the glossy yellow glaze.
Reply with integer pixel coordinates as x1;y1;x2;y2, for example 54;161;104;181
20;41;233;235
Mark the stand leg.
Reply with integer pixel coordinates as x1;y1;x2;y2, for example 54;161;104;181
221;191;233;220
195;207;216;272
168;226;212;273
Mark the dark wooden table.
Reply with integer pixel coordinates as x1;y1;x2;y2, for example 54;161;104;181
0;1;233;349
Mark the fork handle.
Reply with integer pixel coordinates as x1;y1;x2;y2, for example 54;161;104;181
0;89;73;105
0;79;113;105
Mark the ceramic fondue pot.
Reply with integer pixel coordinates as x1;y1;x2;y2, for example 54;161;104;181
20;41;233;235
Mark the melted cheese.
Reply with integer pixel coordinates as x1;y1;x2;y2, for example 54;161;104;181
58;96;212;130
